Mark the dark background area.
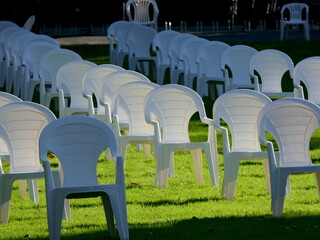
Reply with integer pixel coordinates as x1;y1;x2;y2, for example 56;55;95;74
0;0;319;34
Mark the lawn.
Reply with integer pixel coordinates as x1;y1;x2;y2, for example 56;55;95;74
2;38;320;240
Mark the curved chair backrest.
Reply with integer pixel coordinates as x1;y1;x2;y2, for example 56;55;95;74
221;44;258;89
249;49;294;93
112;81;159;135
196;40;230;79
168;33;197;69
109;21;141;52
107;20;140;65
18;34;59;56
21;41;60;80
152;30;180;65
40;115;119;187
293;56;320;104
39;48;82;93
0;101;56;173
56;60;96;108
0;21;17;32
0;92;23;155
281;3;309;22
100;70;150;125
126;24;157;57
179;37;208;76
99;70;150;106
258;97;320;167
82;64;124;97
213;89;272;151
126;0;159;31
82;64;124;114
22;15;35;31
145;84;207;143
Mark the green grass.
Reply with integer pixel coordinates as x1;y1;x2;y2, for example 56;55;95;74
2;40;320;239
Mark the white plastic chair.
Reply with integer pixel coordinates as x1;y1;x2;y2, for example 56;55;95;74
38;48;82;109
258;97;320;216
179;37;208;89
0;92;22;160
250;49;295;99
82;64;124;119
0;26;28;93
126;0;159;31
20;41;60;101
126;24;157;78
152;30;180;85
221;44;258;92
0;101;57;223
8;33;59;99
212;89;272;200
56;60;96;117
98;70;150;129
2;30;36;91
293;57;320;105
111;81;159;162
39;115;129;240
168;33;197;85
196;41;230;98
280;3;310;41
107;21;141;67
144;84;218;188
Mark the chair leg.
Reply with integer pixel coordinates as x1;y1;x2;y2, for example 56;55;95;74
101;195;116;238
191;148;203;183
157;149;171;188
271;172;288;217
27;179;39;202
143;144;151;158
0;176;13;223
204;144;219;187
261;158;271;194
18;180;27;198
108;193;129;240
222;156;241;200
49;195;65;240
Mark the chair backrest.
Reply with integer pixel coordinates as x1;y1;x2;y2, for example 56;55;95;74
82;64;124;114
19;34;60;56
107;21;141;55
293;56;320;104
221;44;258;87
22;15;35;31
258;97;320;167
0;21;17;32
0;101;56;173
152;30;180;65
145;84;208;143
281;3;308;22
249;49;294;93
126;0;159;30
168;33;197;70
100;70;150;124
38;48;82;93
196;40;230;79
112;81;159;135
39;115;119;187
0;92;23;156
99;70;151;106
82;64;124;97
126;24;157;57
179;37;208;75
213;89;272;152
21;41;60;81
56;60;96;108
